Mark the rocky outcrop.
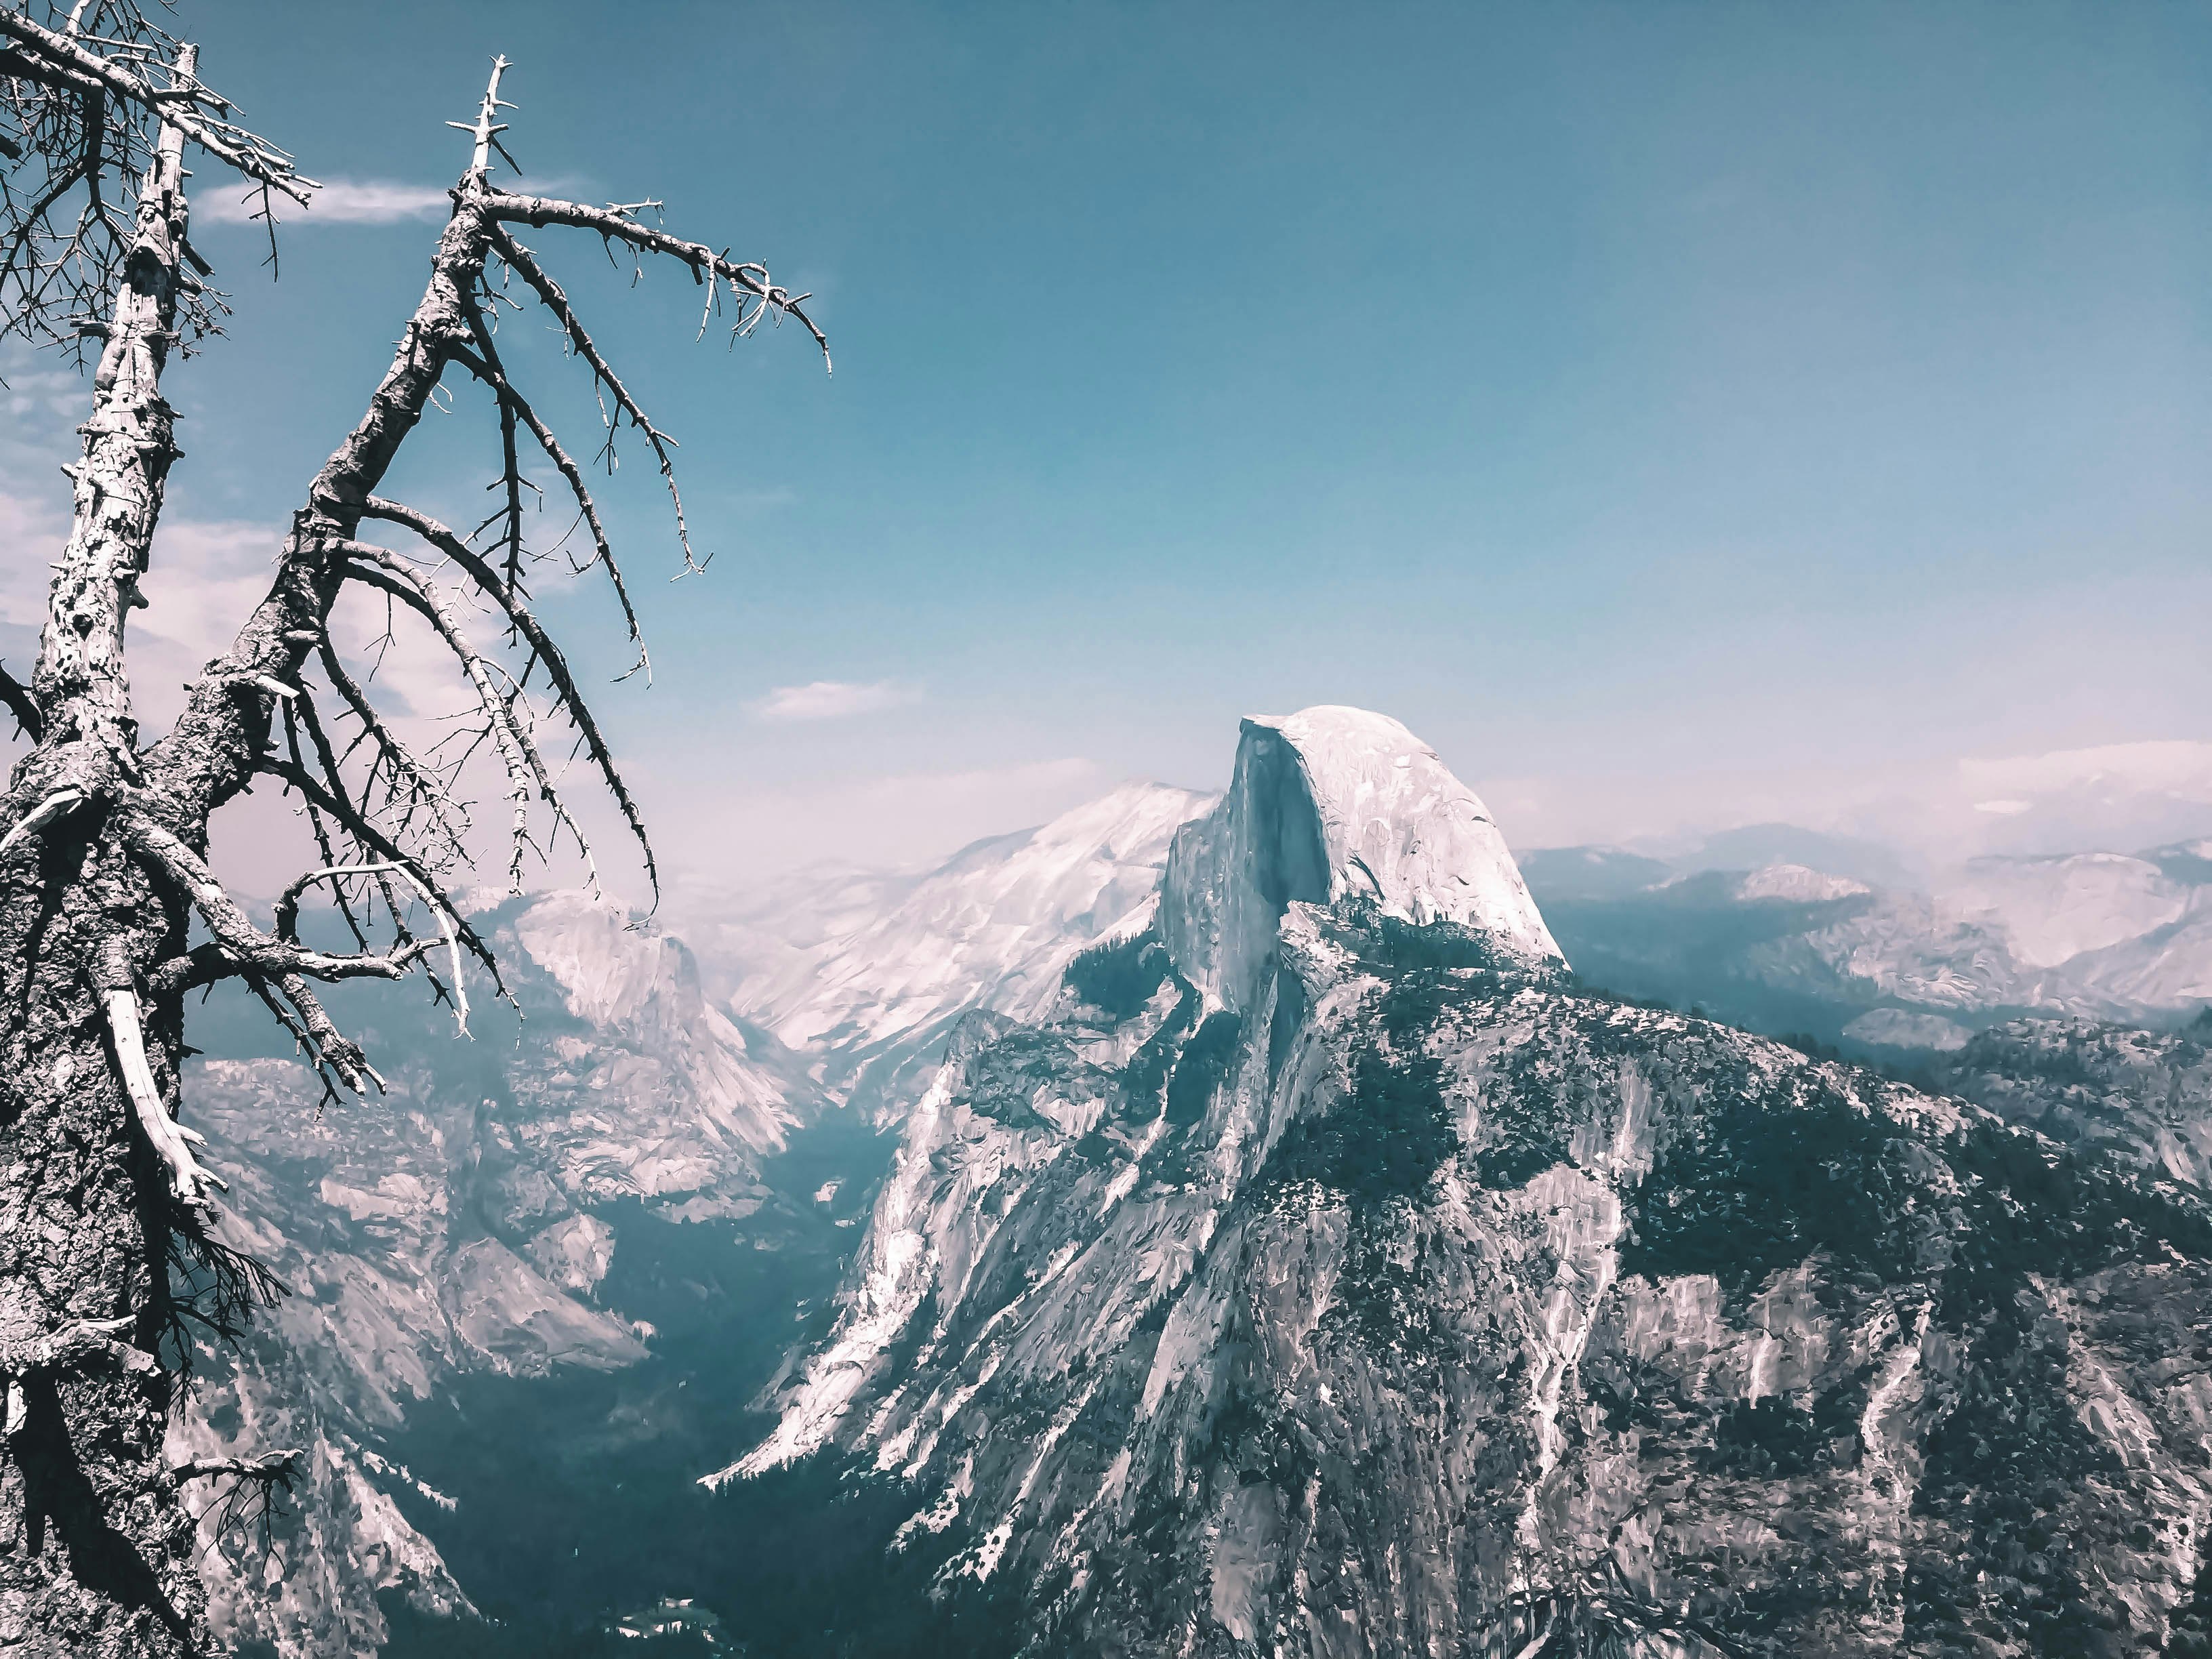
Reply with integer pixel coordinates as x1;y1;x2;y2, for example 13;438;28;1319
740;707;2212;1657
1942;1015;2212;1189
1160;708;1559;1018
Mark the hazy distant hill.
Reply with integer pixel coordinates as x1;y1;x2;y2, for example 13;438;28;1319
722;781;1216;1122
1525;840;2212;1049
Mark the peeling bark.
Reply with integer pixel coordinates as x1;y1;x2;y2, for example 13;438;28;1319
1;47;205;1655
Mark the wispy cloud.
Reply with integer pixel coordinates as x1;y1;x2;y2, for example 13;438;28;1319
199;174;598;228
746;680;919;723
199;178;451;226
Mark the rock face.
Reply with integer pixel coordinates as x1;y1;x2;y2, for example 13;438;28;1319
1159;709;1559;1018
1841;1008;1973;1052
178;893;801;1656
505;890;796;1213
739;707;2212;1657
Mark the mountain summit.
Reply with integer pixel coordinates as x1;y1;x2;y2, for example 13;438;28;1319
729;705;2212;1657
1162;707;1561;1017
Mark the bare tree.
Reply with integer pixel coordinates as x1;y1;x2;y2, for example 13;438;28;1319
0;8;825;1654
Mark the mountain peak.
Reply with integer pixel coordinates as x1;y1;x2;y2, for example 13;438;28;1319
1162;704;1561;1010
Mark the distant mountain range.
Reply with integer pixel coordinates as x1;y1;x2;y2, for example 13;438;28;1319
177;714;2212;1656
724;781;1216;1123
1523;837;2212;1051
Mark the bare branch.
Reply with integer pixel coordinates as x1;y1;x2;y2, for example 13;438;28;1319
173;1446;302;1558
281;678;441;999
278;695;371;951
449;55;512;185
335;543;568;893
446;331;650;682
481;363;531;590
103;974;225;1218
0;661;47;741
1;18;310;350
276;860;469;1033
0;783;85;858
257;756;502;991
118;808;421;1095
487;224;704;573
480;188;830;371
172;1448;303;1487
361;496;659;899
312;641;471;867
0;12;312;203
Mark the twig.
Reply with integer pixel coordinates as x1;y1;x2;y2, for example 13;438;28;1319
481;188;829;371
0;663;46;741
488;224;703;573
362;496;659;900
277;860;469;1033
446;331;649;682
335;542;569;893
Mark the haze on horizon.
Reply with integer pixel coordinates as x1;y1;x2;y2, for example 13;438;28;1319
1;0;2205;901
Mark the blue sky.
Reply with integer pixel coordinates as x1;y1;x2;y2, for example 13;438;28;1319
9;1;2211;895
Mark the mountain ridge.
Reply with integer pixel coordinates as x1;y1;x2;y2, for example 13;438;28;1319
727;779;1216;1122
731;705;2212;1657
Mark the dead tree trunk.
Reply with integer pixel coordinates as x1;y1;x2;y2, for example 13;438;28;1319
0;22;823;1654
0;43;217;1656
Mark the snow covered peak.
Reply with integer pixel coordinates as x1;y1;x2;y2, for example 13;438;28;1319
726;781;1215;1114
1161;705;1562;1010
1949;851;2195;971
1256;706;1562;943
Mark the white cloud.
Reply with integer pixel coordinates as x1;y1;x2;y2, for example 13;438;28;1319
2;365;92;426
199;178;451;226
1496;735;2212;875
1960;739;2212;804
198;173;596;228
745;680;918;723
